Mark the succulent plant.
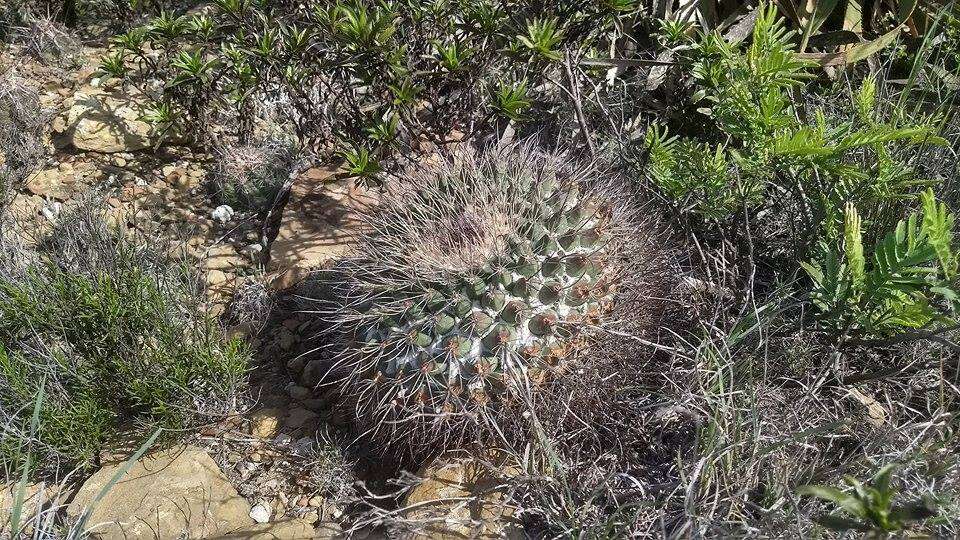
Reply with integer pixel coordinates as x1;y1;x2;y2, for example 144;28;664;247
317;143;655;449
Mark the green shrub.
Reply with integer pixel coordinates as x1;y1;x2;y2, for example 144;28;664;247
802;189;959;335
99;1;648;160
0;208;249;475
644;5;945;234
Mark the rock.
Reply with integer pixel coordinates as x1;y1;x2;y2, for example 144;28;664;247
164;167;193;190
25;168;75;200
207;269;231;288
403;450;523;539
315;521;344;539
301;359;328;388
284;407;318;429
266;172;377;290
219;518;317;539
243;242;264;260
278;330;297;351
66;446;253;539
285;384;312;402
64;87;157;153
249;503;271;524
1;482;55;536
212;204;236;224
41;202;62;222
249;408;284;439
205;244;246;271
286;356;307;373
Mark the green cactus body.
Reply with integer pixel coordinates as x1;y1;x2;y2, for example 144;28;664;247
322;145;631;443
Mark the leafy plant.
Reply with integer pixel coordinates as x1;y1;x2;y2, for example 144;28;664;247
100;0;644;155
802;189;959;335
491;79;531;122
518;17;563;61
341;146;381;178
0;208;249;475
644;4;945;248
799;464;939;536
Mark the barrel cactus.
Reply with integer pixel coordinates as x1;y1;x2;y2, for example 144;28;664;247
316;143;666;450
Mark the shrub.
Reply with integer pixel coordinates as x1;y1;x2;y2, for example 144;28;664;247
210;137;296;214
311;141;677;456
803;189;960;336
643;5;944;235
0;205;249;476
0;71;48;208
99;1;648;159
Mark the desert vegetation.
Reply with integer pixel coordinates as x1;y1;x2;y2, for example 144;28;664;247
1;0;960;538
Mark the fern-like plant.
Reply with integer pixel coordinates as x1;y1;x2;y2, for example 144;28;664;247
802;189;959;335
644;2;946;232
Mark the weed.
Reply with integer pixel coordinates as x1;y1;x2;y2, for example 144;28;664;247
0;204;249;476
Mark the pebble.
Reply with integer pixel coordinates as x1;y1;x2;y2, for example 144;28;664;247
249;503;271;524
211;204;235;224
242;243;263;260
41;202;62;223
249;408;283;439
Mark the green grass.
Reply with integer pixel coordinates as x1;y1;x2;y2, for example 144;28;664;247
0;210;249;475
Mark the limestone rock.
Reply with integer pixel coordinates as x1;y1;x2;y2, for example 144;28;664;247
266;170;377;290
66;446;252;539
64;87;156;153
249;408;284;439
25;168;75;200
402;451;523;539
219;518;321;539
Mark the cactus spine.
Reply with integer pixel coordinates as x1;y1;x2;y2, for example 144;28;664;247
319;144;639;448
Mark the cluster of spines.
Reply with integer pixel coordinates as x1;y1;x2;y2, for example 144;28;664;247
351;183;616;408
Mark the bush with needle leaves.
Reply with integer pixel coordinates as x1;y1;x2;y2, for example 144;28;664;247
799;464;939;536
802;189;959;335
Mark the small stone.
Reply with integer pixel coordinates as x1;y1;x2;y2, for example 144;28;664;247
242;243;264;260
249;408;283;439
302;511;320;524
308;496;324;508
293;437;314;456
274;433;294;446
207;270;229;287
300;398;329;413
25;169;74;201
301;359;328;388
278;330;296;351
212;204;235;224
106;197;122;208
111;156;127;167
40;202;62;223
286;356;306;373
284;407;318;429
250;452;262;463
249;503;271;524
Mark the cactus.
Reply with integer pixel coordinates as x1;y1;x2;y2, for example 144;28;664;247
318;143;650;449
